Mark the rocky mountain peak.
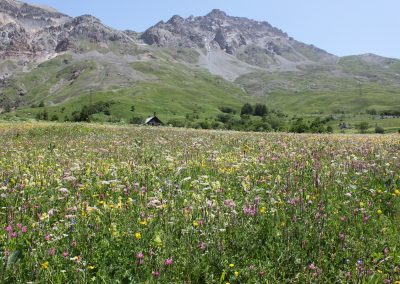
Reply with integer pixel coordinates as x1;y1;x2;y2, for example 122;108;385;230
206;9;227;19
167;15;184;25
72;14;101;25
140;9;335;67
0;0;131;61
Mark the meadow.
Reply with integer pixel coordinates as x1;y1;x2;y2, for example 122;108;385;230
1;123;399;283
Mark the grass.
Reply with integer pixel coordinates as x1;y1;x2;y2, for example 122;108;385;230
236;70;400;115
3;51;252;123
0;122;399;283
1;48;399;131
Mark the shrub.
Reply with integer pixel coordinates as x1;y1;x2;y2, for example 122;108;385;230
241;103;253;115
375;125;384;134
216;113;232;123
219;106;237;114
355;121;369;134
254;103;268;117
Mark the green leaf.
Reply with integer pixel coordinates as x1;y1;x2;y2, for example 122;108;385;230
6;250;21;269
219;270;226;284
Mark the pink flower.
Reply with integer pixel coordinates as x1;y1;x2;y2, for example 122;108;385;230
164;258;173;266
21;226;27;234
10;232;17;238
48;248;56;256
16;223;22;229
224;199;236;208
243;205;257;216
136;252;144;259
63;251;69;258
5;225;12;233
45;234;51;241
198;242;207;251
152;271;160;278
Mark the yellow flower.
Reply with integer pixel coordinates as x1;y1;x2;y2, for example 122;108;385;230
41;261;49;270
394;189;400;195
234;271;239;277
154;235;163;247
377;209;383;215
359;201;365;208
229;263;235;268
88;265;96;270
139;220;148;226
259;207;266;214
135;232;141;240
193;220;199;227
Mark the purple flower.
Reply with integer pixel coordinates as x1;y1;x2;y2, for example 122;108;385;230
243;205;257;216
224;199;236;208
164;258;173;266
48;248;56;256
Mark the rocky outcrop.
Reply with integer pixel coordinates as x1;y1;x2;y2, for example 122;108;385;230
140;8;336;65
0;1;131;60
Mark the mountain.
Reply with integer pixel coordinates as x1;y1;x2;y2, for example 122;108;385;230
142;9;336;73
0;1;399;127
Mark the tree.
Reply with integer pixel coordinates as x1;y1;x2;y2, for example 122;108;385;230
216;113;232;123
219;106;236;114
241;103;253;115
309;117;325;133
355;121;369;134
375;125;384;134
254;103;268;117
290;118;309;133
42;109;48;120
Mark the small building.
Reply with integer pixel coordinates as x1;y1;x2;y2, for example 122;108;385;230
144;114;163;126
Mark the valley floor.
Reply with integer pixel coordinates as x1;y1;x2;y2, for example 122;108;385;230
1;123;399;282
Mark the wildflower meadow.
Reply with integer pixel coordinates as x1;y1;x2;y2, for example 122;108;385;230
0;123;399;283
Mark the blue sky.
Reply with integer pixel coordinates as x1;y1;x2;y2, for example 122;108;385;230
31;0;400;58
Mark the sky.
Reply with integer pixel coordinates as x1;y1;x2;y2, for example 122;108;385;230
30;0;400;58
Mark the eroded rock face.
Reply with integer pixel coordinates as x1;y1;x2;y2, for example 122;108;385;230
140;9;335;64
0;1;131;60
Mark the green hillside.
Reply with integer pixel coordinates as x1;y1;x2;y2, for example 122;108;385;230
1;50;253;123
1;49;399;133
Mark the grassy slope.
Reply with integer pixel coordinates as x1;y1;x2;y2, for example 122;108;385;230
236;68;400;115
1;48;400;131
4;50;252;123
